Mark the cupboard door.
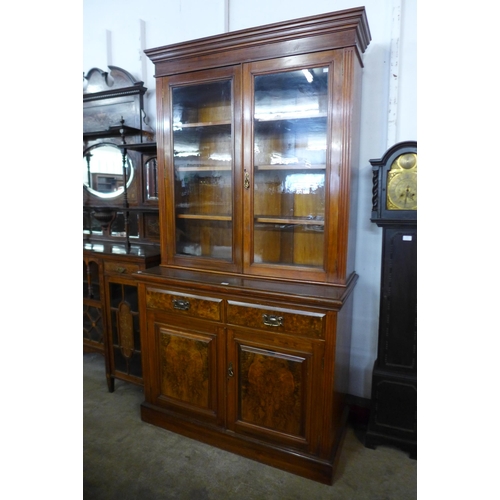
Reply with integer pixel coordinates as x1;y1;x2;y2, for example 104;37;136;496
83;259;106;352
161;67;242;273
107;279;143;383
243;52;345;282
149;314;224;426
227;328;324;454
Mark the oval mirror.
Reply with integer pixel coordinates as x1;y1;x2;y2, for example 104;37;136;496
83;143;134;198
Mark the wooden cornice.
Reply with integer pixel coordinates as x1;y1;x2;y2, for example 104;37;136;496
145;7;371;76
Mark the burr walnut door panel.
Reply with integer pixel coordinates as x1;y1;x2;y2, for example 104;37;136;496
227;328;325;453
149;314;225;427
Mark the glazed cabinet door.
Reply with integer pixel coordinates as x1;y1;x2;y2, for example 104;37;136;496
83;258;106;353
242;51;349;283
226;326;325;454
106;277;143;389
159;66;242;273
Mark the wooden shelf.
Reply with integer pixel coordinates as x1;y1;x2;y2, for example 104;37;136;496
117;142;157;155
176;165;232;172
83;125;150;141
173;120;231;129
255;216;324;226
177;214;232;221
254;112;327;122
255;164;326;171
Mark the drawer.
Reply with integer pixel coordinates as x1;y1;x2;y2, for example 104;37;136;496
146;288;222;322
104;261;140;276
227;301;325;339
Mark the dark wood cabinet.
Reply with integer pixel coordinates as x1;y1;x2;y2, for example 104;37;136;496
136;7;371;484
365;141;417;458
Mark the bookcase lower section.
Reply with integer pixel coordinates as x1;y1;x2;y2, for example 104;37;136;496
136;267;357;484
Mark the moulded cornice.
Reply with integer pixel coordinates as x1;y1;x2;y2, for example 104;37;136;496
145;7;371;76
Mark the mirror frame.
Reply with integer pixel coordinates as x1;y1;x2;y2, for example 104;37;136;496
83;142;135;199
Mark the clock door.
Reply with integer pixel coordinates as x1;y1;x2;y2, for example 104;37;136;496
379;227;417;371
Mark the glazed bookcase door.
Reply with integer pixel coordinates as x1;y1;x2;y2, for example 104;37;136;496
243;52;347;283
160;67;242;273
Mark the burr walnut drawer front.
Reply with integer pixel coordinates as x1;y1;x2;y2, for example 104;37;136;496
226;301;325;339
145;288;222;322
104;261;140;276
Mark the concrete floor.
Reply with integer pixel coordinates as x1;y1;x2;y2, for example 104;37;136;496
83;353;417;499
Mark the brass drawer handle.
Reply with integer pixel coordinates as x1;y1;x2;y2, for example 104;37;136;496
262;314;283;327
116;267;126;273
173;298;190;311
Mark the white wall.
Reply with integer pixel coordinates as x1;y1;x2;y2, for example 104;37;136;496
83;0;417;399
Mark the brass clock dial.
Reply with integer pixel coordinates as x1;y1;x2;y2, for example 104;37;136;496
386;153;417;210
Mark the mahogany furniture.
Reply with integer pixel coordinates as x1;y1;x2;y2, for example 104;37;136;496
83;243;160;391
365;141;417;458
135;8;371;484
83;65;159;245
83;66;161;390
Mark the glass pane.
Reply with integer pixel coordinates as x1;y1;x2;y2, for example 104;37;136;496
111;212;139;238
172;80;233;261
83;261;101;300
253;67;328;268
109;282;142;378
145;157;158;200
175;219;232;260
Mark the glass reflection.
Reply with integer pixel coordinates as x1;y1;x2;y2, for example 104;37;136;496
145;157;158;200
171;79;234;260
252;67;328;268
83;143;134;198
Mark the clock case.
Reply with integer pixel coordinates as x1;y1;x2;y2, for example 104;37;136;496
365;141;417;459
370;141;417;224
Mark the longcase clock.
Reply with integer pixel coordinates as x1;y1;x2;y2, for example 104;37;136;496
365;141;417;459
